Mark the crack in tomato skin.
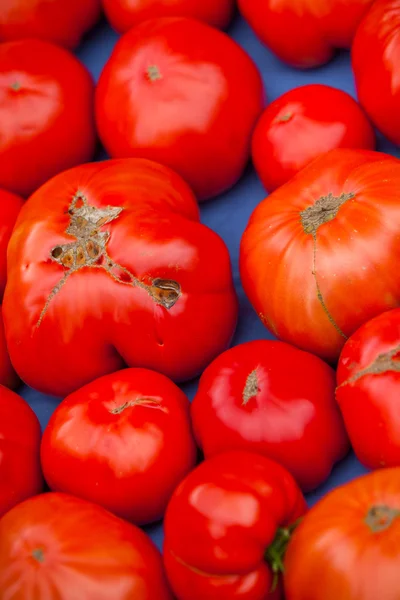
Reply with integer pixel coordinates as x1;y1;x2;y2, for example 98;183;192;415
109;397;167;414
36;192;181;327
338;343;400;388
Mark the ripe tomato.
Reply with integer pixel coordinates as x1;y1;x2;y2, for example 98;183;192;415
0;188;23;299
240;148;400;364
353;0;400;146
191;340;349;491
102;0;235;33
41;368;197;525
3;158;238;397
252;84;375;193
0;0;101;50
0;307;19;389
163;451;307;600
0;492;173;599
336;308;400;470
284;468;400;600
95;17;264;201
0;39;96;198
237;0;374;68
0;386;42;517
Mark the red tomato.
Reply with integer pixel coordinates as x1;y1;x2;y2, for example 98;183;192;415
0;0;101;50
191;340;349;491
95;17;264;201
0;386;42;517
0;39;96;198
0;307;19;389
353;0;400;146
0;492;173;599
3;158;238;397
284;468;400;600
102;0;235;33
336;308;400;470
41;368;197;525
252;84;375;193
0;188;23;298
163;451;307;600
237;0;374;68
240;148;400;364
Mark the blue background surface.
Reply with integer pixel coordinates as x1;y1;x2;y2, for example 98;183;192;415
18;8;400;551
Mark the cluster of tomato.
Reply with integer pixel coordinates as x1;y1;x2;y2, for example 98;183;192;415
1;0;400;599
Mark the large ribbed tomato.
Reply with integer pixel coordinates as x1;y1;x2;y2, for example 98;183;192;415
240;149;400;364
353;0;400;146
3;158;237;397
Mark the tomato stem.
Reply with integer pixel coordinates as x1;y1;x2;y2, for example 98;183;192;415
264;519;301;591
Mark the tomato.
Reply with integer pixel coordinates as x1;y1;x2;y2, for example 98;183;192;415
0;386;42;517
0;492;173;599
41;368;197;525
237;0;374;68
191;340;349;491
0;39;96;198
3;158;238;397
95;17;264;202
252;84;375;193
0;0;101;50
240;148;400;364
353;0;400;146
163;451;307;600
102;0;235;33
0;307;19;389
0;188;22;299
336;308;400;470
284;467;400;600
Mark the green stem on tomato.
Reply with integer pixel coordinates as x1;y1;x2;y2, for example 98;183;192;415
264;519;302;592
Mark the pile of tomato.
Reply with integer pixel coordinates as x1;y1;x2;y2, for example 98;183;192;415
1;0;400;598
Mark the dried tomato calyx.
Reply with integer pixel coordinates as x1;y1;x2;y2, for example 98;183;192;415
265;519;301;591
365;505;400;533
300;191;354;236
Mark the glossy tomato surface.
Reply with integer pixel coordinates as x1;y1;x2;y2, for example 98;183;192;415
252;84;375;192
3;158;238;397
0;39;96;197
353;0;400;146
240;148;400;364
0;493;173;599
336;308;400;470
192;340;349;491
284;468;400;600
0;0;101;49
238;0;374;68
41;368;197;525
0;188;23;299
102;0;235;33
0;307;19;389
0;386;42;517
95;17;264;201
164;451;307;600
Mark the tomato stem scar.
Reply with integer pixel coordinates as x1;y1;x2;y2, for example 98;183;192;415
242;369;259;405
365;505;400;533
32;548;45;563
147;65;162;81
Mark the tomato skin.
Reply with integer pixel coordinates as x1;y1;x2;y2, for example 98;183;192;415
191;340;349;491
240;148;400;364
336;308;400;470
252;84;375;193
0;188;23;299
284;468;400;600
0;0;101;50
163;451;307;600
0;492;173;600
0;39;96;198
353;0;400;146
0;307;19;389
0;386;42;517
238;0;374;68
41;368;197;525
3;158;238;397
102;0;235;33
95;17;264;201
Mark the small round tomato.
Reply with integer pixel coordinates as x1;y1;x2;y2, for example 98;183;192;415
95;17;264;201
0;39;96;198
163;451;307;600
336;308;400;470
0;307;19;389
0;0;101;50
41;368;197;525
284;467;400;600
252;84;375;193
102;0;235;33
0;188;23;299
192;340;349;491
0;492;173;599
0;386;42;517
